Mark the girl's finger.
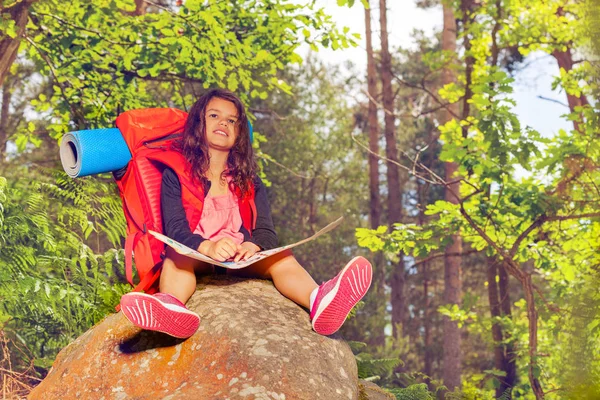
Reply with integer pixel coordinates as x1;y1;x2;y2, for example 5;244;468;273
222;238;236;249
243;249;256;261
217;248;230;260
222;241;237;255
222;244;237;258
234;249;245;263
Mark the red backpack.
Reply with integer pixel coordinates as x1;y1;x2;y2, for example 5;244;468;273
113;108;257;306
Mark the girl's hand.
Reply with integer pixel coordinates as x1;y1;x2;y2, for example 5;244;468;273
198;238;241;261
234;242;261;262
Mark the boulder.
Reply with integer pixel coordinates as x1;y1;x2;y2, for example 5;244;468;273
29;276;359;400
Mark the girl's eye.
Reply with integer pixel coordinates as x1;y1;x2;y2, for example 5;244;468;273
228;119;236;124
209;113;218;118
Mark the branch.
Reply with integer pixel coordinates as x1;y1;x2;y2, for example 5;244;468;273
393;70;463;121
509;214;548;258
101;64;205;85
411;101;460;118
543;387;564;396
257;155;312;179
249;107;288;120
34;12;133;46
537;95;569;108
547;213;600;221
142;0;206;34
23;35;87;128
350;132;441;185
458;202;525;279
533;284;562;313
0;367;42;382
361;88;394;116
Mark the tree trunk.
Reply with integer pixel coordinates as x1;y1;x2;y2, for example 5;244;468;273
0;0;37;87
551;47;589;132
379;0;406;338
551;7;589;133
423;260;433;378
441;2;463;391
365;2;381;232
134;0;147;15
492;258;544;399
0;81;10;162
522;274;544;399
487;258;514;398
498;263;517;396
364;1;385;348
418;189;433;386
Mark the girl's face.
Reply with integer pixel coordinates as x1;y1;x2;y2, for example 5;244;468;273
204;97;240;152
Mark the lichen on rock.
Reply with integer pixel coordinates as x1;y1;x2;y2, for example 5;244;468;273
29;276;362;399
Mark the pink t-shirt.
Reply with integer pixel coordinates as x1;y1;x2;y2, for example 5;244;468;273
193;183;245;245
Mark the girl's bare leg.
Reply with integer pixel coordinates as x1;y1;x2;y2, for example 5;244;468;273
228;249;318;309
160;247;213;304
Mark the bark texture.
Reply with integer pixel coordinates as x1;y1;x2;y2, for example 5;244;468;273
0;0;37;87
441;2;463;391
0;82;10;161
487;259;516;398
498;263;517;395
365;2;381;233
551;47;589;132
379;0;406;339
364;1;385;348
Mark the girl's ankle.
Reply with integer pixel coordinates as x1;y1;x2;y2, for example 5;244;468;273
155;292;187;308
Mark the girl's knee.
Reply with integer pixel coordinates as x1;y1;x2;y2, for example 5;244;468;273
257;249;299;276
267;249;295;264
164;248;202;271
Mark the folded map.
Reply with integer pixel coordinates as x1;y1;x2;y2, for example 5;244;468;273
148;217;343;269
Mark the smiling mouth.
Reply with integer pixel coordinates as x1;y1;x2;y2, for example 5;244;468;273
213;129;228;137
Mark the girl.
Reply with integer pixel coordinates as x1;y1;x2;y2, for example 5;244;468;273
120;89;372;339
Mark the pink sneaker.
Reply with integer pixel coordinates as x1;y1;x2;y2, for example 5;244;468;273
120;292;200;339
310;256;373;336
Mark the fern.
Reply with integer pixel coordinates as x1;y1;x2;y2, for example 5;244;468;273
357;357;404;380
350;340;404;381
388;384;435;400
347;340;368;353
0;166;129;378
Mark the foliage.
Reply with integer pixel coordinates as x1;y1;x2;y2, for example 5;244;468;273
0;0;598;397
0;167;129;375
356;0;600;396
254;57;369;281
15;0;359;142
1;0;364;389
350;340;435;400
388;384;435;400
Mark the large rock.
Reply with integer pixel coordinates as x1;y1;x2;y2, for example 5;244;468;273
29;276;360;400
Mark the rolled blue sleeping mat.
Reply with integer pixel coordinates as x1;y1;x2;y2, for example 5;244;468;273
60;120;253;178
60;128;132;178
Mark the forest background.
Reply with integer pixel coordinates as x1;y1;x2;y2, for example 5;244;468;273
0;0;599;399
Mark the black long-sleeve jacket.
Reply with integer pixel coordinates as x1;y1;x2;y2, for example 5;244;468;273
160;168;278;251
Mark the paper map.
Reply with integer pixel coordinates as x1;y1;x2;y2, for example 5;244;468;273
148;217;343;269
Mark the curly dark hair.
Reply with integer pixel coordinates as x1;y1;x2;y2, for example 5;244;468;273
175;89;257;196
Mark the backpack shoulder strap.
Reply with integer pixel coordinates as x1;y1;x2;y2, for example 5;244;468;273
145;149;205;201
